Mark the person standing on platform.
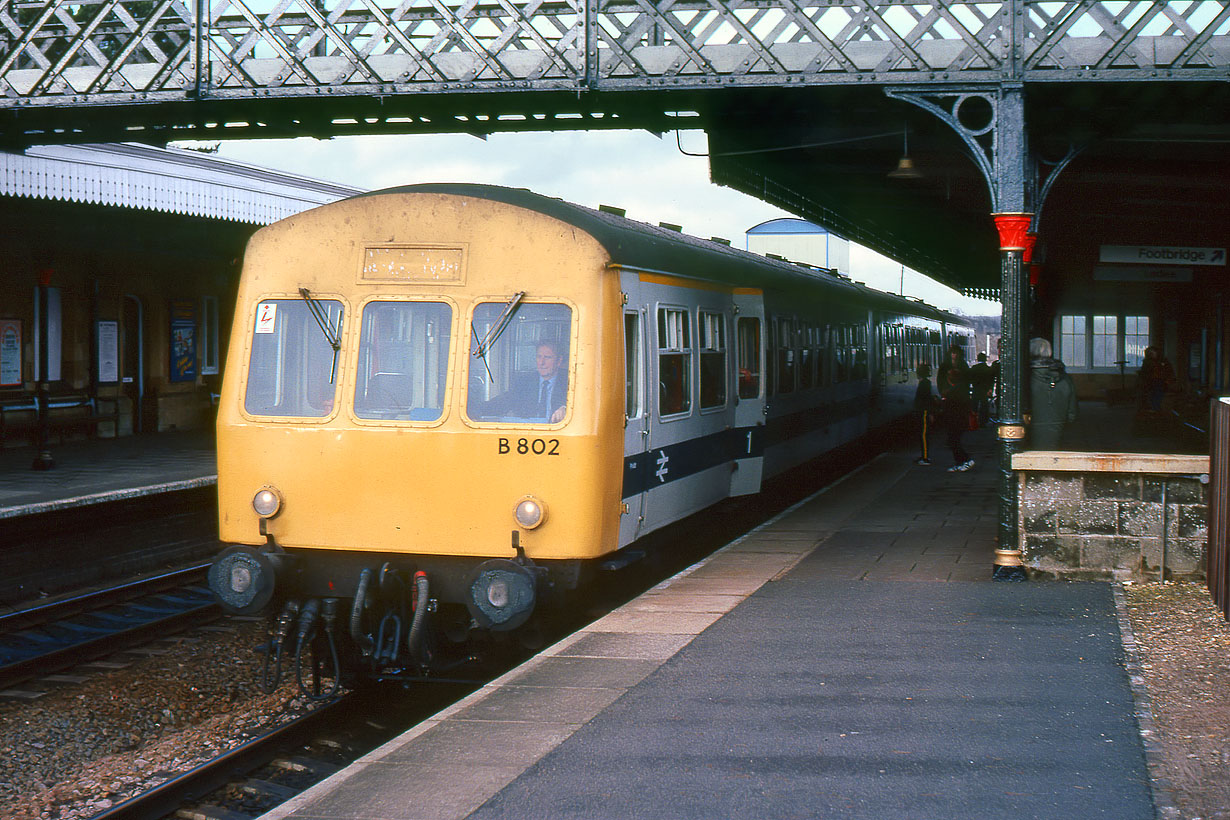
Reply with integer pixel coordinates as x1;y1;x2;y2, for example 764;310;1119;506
940;360;974;472
969;352;994;427
937;344;969;395
913;362;938;465
1137;345;1176;414
1028;337;1078;450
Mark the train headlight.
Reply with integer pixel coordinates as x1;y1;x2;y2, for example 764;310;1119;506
465;559;536;631
252;486;283;518
513;496;547;529
208;545;283;615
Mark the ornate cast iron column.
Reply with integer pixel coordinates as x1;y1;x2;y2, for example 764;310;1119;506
991;213;1030;580
886;83;1032;579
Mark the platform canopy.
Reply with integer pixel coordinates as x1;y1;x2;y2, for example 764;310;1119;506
702;83;1230;296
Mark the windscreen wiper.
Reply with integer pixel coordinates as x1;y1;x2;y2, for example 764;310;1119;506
471;290;525;362
299;287;343;383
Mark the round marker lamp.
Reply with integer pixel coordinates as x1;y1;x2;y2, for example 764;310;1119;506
252;486;283;518
514;495;546;529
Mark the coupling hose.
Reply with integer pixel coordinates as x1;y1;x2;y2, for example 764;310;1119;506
350;567;375;658
406;571;430;665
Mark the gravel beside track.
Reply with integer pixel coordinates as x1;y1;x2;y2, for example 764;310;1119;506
0;620;315;819
1;582;1228;819
1124;581;1230;820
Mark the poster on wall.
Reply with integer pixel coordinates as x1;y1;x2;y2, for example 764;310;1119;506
97;320;119;384
0;319;21;387
170;299;197;383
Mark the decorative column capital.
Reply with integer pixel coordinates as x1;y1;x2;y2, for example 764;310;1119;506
992;212;1034;250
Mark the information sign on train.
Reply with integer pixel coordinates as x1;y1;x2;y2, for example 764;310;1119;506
1099;245;1226;265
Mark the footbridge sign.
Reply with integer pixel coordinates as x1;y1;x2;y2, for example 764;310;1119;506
1100;246;1228;266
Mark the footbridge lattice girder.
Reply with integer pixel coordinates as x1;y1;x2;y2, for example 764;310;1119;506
2;0;1230;113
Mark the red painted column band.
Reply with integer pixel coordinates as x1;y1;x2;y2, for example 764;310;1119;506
992;213;1033;251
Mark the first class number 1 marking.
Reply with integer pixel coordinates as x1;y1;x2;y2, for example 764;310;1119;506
498;437;560;456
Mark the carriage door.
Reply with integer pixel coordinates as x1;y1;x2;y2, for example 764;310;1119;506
732;291;766;496
619;301;651;546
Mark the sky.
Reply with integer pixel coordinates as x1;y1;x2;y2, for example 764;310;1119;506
209;129;999;316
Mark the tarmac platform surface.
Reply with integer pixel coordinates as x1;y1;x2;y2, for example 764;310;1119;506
263;438;1159;820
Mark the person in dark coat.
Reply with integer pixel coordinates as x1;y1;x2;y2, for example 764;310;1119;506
1028;337;1077;449
1137;345;1176;414
936;344;969;398
913;362;938;465
969;352;994;426
940;361;974;471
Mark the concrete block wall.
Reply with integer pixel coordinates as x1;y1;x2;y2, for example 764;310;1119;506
1013;452;1210;581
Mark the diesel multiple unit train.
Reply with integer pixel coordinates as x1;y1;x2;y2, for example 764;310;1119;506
208;183;972;687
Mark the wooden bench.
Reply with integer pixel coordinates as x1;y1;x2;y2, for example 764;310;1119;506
0;394;121;446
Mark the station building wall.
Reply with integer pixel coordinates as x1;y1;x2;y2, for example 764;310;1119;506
0;195;252;441
1033;246;1218;407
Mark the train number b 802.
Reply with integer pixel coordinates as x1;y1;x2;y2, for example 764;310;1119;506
498;437;561;456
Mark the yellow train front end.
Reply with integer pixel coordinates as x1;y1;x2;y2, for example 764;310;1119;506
208;189;626;681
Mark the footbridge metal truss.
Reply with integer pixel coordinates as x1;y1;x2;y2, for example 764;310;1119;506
2;0;1230;142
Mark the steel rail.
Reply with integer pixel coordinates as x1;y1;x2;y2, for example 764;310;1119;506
0;563;210;635
91;694;353;820
0;565;220;691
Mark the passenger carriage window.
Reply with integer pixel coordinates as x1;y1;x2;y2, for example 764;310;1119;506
625;312;643;420
817;325;830;387
799;324;814;391
834;325;849;383
245;298;343;418
466;302;572;424
852;324;868;380
699;312;727;410
354;301;452;421
658;307;691;417
777;317;796;394
736;317;761;399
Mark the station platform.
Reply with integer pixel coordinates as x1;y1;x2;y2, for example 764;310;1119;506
261;424;1160;820
0;430;216;520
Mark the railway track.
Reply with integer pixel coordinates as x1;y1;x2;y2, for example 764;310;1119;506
0;564;220;693
92;682;475;820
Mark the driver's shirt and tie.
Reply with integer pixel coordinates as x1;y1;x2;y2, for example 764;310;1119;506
537;376;556;421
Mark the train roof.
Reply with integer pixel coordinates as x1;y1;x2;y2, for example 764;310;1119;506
354;183;969;326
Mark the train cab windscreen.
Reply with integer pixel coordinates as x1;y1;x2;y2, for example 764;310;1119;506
244;298;344;418
466;302;572;424
353;301;452;421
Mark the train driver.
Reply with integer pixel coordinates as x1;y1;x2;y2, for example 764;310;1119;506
483;339;569;423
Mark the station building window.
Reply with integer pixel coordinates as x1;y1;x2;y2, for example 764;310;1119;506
200;295;220;376
1057;313;1150;372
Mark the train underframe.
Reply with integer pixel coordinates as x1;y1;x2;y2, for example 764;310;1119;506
208;542;591;697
